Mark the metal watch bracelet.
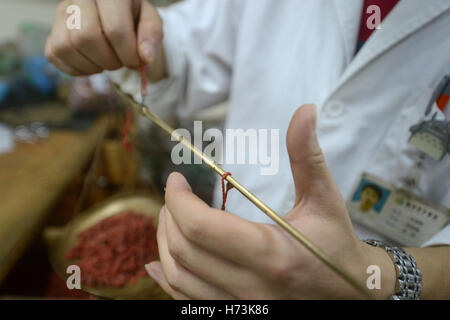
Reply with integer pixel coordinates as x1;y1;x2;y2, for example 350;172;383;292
364;239;422;300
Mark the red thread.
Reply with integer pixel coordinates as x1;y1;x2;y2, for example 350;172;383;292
221;172;234;211
121;63;148;152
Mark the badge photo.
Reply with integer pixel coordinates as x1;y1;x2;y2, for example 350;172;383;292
347;173;449;247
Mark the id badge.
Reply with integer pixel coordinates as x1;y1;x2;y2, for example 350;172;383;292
346;173;449;247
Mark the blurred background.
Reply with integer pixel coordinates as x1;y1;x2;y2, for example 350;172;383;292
0;0;225;299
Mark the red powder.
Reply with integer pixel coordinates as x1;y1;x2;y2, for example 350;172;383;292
66;211;158;288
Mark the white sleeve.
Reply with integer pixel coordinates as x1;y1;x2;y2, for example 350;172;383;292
421;224;450;247
107;0;243;120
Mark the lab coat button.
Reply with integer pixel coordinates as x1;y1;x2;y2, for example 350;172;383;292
324;102;345;117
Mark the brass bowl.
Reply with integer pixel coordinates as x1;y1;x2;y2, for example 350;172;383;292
44;193;171;300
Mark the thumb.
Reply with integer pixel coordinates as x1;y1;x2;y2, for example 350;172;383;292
137;1;163;64
164;171;212;215
165;171;193;194
286;104;340;207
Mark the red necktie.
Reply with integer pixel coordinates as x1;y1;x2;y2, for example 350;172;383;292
355;0;400;54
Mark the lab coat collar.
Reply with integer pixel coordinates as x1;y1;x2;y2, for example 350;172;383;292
328;0;450;100
332;0;364;65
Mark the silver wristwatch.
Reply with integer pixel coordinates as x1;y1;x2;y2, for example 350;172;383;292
364;239;422;300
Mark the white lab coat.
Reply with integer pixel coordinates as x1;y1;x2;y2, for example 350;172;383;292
109;0;450;246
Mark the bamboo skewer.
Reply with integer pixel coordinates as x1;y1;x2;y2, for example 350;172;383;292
113;84;373;299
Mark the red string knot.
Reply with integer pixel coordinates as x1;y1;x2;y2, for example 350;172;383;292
221;172;234;211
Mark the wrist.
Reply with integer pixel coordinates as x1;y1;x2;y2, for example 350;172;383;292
361;242;397;300
364;240;424;300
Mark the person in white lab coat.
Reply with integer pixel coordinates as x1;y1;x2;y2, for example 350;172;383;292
45;0;450;299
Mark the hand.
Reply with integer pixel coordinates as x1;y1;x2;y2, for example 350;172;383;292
45;0;165;78
146;104;396;299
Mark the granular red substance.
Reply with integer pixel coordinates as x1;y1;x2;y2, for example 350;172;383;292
66;211;158;288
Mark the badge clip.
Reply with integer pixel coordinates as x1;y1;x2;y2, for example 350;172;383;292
409;75;450;161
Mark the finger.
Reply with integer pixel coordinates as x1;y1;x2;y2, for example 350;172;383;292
45;40;85;76
96;0;140;69
145;262;190;300
69;0;121;70
165;172;275;270
137;0;163;64
157;207;233;300
49;1;103;74
165;206;257;297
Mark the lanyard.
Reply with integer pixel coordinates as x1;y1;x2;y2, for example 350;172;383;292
425;74;450;117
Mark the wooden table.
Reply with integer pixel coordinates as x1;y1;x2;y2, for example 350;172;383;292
0;117;109;284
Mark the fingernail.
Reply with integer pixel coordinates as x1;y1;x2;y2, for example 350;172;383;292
140;41;157;64
145;263;159;282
